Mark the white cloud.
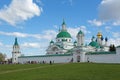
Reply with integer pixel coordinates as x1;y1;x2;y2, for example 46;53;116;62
0;31;28;37
99;0;120;25
21;42;40;48
68;26;91;39
112;32;120;38
0;0;42;26
42;30;57;40
0;26;90;42
88;19;103;26
0;30;57;40
107;31;120;46
113;21;120;26
108;38;120;46
62;0;74;6
0;42;3;46
105;26;111;32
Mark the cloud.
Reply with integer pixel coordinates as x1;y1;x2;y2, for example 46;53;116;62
112;32;120;38
0;30;57;40
105;26;111;32
99;0;120;25
0;0;42;26
21;42;40;48
108;38;120;46
0;42;3;46
0;31;28;37
62;0;74;6
107;31;120;46
88;19;103;26
68;26;91;39
42;30;57;40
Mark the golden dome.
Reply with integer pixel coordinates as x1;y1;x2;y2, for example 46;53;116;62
97;32;102;38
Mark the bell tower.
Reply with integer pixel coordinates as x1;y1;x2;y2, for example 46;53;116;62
12;37;21;64
77;30;84;46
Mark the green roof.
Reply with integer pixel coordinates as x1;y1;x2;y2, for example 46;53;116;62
57;31;72;38
117;46;120;48
50;40;54;43
78;30;84;35
89;41;99;48
86;51;116;55
18;54;72;58
14;37;19;46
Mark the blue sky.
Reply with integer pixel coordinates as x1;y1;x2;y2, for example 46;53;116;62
0;0;120;58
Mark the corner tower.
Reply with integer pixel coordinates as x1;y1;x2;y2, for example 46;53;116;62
12;37;21;63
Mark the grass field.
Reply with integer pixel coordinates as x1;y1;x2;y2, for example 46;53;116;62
0;63;120;80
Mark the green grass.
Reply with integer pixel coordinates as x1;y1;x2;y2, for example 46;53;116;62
0;63;120;80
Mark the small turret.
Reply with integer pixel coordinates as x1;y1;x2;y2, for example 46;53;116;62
101;36;104;41
105;37;108;46
105;37;108;42
50;40;54;45
91;36;95;41
101;36;104;45
74;40;77;46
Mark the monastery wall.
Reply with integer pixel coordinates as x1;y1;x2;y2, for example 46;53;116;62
18;55;73;64
86;54;120;63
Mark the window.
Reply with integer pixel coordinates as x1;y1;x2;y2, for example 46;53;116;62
69;39;71;42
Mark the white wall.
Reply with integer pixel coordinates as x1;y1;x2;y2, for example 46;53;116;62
116;47;120;55
86;54;120;63
18;55;73;64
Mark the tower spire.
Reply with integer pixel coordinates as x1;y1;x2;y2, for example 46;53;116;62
14;37;18;46
62;19;66;25
62;19;67;31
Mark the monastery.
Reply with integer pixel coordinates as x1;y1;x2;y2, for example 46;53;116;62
12;20;120;64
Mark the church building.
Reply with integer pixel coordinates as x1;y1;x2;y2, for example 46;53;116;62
12;20;120;64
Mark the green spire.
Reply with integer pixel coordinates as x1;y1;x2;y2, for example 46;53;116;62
14;37;19;46
62;19;66;25
78;30;84;35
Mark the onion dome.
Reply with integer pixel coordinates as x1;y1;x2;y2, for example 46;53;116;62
56;31;72;38
74;41;77;44
50;40;54;44
97;32;102;38
105;37;108;42
91;36;95;41
101;36;104;41
74;41;77;46
89;41;100;48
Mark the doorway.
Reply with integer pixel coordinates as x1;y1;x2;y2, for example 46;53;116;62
77;55;80;62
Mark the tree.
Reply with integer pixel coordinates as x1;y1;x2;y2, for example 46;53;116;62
0;53;6;62
109;44;116;52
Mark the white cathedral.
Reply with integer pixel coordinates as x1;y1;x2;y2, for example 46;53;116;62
12;20;120;64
